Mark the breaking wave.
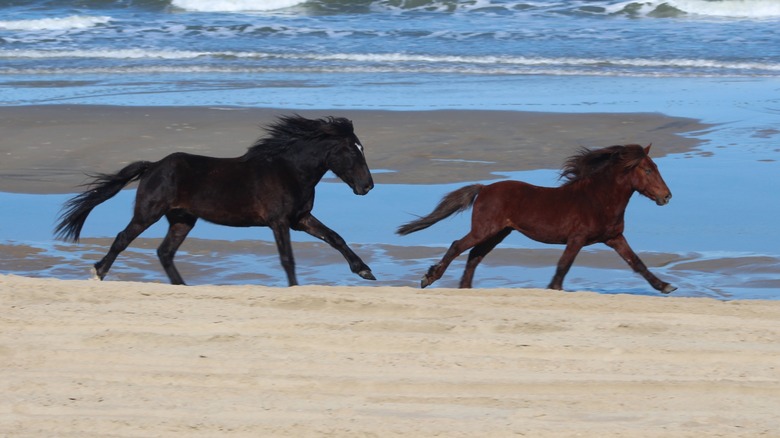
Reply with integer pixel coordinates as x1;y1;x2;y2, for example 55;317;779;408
170;0;307;12
0;15;112;31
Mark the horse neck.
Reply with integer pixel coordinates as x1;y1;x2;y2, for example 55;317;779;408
276;143;330;185
572;169;635;213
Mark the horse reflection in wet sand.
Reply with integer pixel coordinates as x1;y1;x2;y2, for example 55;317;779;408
55;115;375;286
398;144;676;294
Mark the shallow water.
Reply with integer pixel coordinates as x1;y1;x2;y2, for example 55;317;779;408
3;159;779;299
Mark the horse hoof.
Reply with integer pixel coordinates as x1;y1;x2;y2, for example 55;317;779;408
90;266;102;281
420;276;432;289
661;284;677;294
358;269;376;281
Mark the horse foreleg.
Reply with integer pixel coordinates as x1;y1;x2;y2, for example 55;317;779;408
548;239;585;290
460;228;511;288
157;212;197;285
293;214;375;280
271;223;297;286
606;235;676;294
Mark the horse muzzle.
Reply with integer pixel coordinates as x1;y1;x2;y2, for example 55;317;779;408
353;180;374;196
656;192;672;206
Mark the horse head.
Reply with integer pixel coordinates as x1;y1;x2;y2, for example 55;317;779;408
631;144;672;206
323;117;374;195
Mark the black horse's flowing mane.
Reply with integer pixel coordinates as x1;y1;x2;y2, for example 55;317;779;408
560;144;647;185
243;114;354;160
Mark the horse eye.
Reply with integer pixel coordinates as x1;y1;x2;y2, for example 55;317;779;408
644;168;653;175
355;142;364;153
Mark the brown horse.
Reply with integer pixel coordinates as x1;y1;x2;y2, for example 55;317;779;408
397;144;676;293
55;115;375;286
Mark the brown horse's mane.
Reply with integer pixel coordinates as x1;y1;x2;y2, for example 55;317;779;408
559;144;647;185
244;114;354;160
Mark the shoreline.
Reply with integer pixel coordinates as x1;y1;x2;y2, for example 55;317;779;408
4;237;779;300
0;105;709;193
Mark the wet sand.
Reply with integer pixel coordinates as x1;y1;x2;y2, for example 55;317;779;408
2;273;780;437
0;105;708;192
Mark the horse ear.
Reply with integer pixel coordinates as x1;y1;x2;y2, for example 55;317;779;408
644;144;652;155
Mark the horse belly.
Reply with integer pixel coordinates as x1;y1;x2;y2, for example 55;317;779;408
198;209;267;228
185;192;271;227
514;224;570;245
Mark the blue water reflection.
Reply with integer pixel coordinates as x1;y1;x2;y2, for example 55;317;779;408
2;158;779;299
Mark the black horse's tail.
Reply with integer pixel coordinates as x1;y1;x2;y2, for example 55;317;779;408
396;184;484;235
54;161;152;242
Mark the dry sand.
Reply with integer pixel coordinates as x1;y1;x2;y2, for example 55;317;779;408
2;274;779;437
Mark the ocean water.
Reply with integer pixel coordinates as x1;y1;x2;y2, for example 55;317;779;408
2;0;780;101
1;0;779;299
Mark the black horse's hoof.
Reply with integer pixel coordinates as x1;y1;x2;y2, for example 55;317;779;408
358;269;376;281
91;266;104;281
661;283;677;294
421;275;432;289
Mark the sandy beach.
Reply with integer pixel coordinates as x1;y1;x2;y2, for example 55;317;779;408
2;273;779;437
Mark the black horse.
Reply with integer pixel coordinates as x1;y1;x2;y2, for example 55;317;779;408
55;115;375;286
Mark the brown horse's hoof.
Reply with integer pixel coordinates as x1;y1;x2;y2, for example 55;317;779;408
661;283;677;294
421;264;440;289
358;269;376;281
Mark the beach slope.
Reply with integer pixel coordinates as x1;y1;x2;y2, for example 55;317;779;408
2;274;778;437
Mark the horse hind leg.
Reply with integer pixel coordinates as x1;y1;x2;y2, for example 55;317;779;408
93;214;161;281
459;228;511;288
422;229;494;288
270;222;298;287
157;211;197;285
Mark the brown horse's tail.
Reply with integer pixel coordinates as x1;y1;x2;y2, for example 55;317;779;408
54;161;152;242
396;184;484;235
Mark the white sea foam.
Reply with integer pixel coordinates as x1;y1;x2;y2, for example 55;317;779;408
673;0;780;18
2;64;777;79
171;0;307;12
0;15;111;31
2;49;209;60
606;0;780;19
2;49;778;75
